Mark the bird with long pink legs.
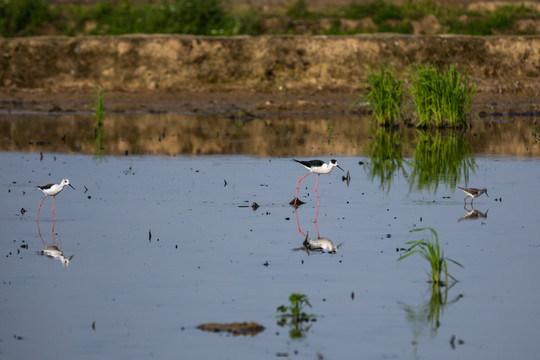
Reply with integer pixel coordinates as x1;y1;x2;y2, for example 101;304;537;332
36;178;75;221
292;159;343;207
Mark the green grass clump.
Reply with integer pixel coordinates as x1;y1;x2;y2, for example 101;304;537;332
410;63;475;128
398;227;463;286
0;0;50;36
365;66;403;126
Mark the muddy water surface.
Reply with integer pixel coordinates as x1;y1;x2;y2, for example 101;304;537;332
1;113;540;359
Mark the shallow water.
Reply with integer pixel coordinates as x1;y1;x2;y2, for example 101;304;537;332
1;113;540;359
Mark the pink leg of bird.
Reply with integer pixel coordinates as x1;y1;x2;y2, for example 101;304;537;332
294;206;308;239
36;219;46;246
51;196;56;221
52;219;56;244
314;174;320;207
37;195;46;221
314;201;320;239
294;172;311;206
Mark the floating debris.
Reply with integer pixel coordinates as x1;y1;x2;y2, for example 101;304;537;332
197;322;265;337
251;202;259;211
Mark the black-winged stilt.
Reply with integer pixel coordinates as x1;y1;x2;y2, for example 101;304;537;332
37;178;75;220
293;159;343;206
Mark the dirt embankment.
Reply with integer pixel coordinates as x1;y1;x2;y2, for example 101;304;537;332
0;34;539;113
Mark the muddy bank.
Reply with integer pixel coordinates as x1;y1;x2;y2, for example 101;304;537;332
0;34;539;114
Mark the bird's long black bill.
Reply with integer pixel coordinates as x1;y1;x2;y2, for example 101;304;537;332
337;165;344;171
69;184;76;190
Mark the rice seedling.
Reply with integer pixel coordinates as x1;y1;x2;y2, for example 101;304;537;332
398;227;463;286
276;293;315;339
94;86;104;126
94;86;104;157
365;66;403;126
410;63;475;128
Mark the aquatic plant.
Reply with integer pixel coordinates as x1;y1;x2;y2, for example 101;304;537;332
410;63;475;128
94;86;104;125
365;127;407;192
94;86;104;156
276;293;315;339
408;130;476;192
365;66;403;126
398;227;463;285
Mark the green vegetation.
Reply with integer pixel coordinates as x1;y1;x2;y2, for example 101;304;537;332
0;0;50;36
410;63;475;128
409;130;476;192
365;66;403;126
286;0;310;20
276;293;315;339
399;281;463;352
94;86;105;157
365;128;405;192
398;227;463;286
0;0;538;37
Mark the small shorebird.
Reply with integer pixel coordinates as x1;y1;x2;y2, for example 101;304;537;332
458;186;488;206
293;159;343;206
37;179;75;220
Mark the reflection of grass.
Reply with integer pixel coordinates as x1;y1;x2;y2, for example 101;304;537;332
326;123;334;144
409;130;475;192
411;63;475;128
399;281;463;355
365;66;403;126
94;86;104;157
366;128;406;192
276;293;315;339
398;227;463;286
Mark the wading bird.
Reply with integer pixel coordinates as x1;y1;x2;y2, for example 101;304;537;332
458;186;488;206
293;159;343;206
37;179;75;220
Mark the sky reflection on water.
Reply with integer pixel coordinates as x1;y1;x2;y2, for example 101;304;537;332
1;150;539;359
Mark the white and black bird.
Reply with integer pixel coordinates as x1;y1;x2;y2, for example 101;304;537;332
37;179;75;220
458;186;488;206
293;159;343;206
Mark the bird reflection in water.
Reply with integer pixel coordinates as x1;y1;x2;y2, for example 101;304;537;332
36;219;73;267
458;205;488;222
293;205;340;254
